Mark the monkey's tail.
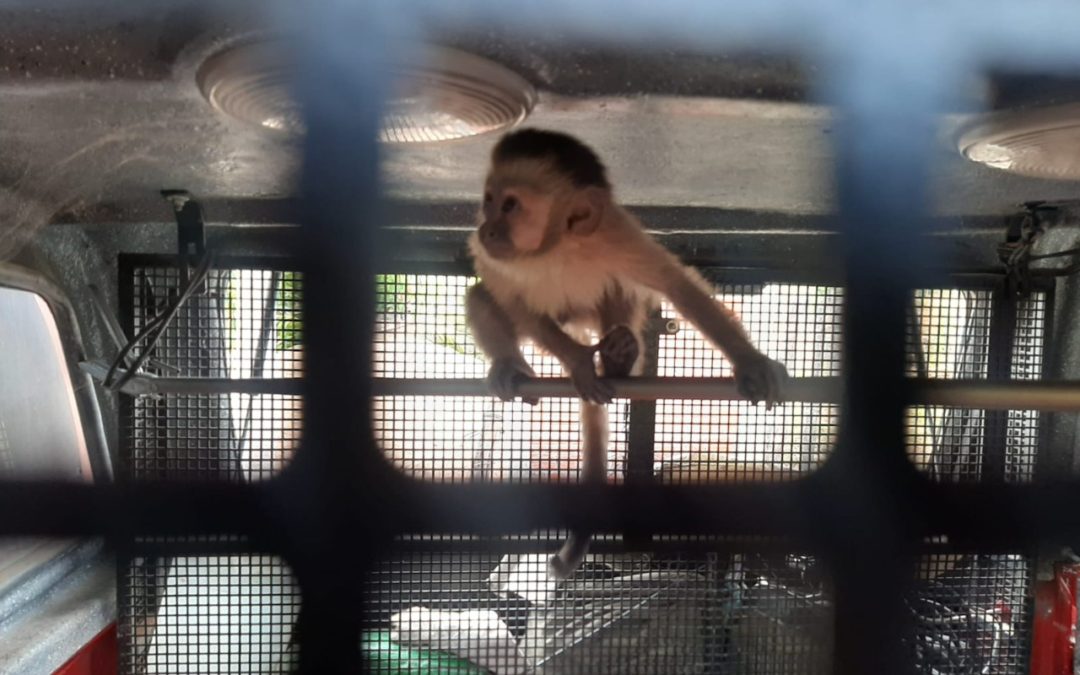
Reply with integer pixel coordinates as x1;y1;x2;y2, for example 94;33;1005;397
548;400;608;580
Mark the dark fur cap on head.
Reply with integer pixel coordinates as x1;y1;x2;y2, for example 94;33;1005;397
492;128;610;189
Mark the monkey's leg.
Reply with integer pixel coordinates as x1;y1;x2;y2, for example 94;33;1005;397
596;325;640;378
510;309;615;404
596;286;646;378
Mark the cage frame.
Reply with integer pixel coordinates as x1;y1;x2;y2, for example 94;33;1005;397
6;3;1080;674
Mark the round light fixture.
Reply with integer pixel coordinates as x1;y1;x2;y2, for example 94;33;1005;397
958;103;1080;180
197;40;537;143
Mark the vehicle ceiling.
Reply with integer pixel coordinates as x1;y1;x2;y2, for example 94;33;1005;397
0;1;1078;243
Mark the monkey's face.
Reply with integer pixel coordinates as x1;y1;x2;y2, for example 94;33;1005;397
477;182;555;260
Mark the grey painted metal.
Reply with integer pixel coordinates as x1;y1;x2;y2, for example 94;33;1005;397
0;548;116;675
0;265;112;482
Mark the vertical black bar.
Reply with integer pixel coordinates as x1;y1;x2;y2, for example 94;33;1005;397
824;47;948;674
1035;279;1066;483
117;255;135;485
1032;281;1061;607
984;281;1017;483
624;309;663;549
115;255;136;674
289;12;397;673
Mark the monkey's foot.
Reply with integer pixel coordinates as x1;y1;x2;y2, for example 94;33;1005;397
597;325;640;378
569;361;615;404
487;358;539;405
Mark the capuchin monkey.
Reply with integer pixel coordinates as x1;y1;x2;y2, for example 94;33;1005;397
465;128;789;579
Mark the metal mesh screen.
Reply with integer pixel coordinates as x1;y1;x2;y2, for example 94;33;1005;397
121;552;301;675
909;554;1031;673
119;262;1046;674
1006;293;1047;483
362;544;834;675
656;284;842;482
362;273;1042;674
127;266;304;380
905;290;993;482
119;258;303;674
372;274;630;482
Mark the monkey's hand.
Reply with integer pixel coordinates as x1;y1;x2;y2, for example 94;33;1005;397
733;352;789;411
567;350;615;405
597;325;640;378
487;357;540;405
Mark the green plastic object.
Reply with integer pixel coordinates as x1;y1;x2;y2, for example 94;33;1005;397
360;631;488;674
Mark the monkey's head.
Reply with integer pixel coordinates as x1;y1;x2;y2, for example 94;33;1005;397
476;128;611;260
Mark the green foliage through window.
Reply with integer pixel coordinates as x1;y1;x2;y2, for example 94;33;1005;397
276;272;303;351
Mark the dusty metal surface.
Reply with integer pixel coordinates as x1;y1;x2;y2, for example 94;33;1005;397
0;1;1077;259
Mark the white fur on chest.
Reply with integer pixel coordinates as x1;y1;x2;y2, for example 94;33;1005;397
471;235;627;324
521;258;612;319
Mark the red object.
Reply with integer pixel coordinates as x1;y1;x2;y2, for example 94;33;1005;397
1030;564;1080;675
52;624;117;675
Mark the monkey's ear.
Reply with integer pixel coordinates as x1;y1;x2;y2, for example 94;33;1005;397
567;187;605;236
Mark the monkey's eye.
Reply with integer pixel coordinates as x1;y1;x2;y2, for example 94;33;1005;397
501;196;518;214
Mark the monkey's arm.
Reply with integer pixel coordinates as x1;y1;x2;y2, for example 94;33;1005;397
466;282;538;404
465;282;526;362
467;282;621;405
627;238;788;407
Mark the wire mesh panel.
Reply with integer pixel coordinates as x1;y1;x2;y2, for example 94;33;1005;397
127;266;304;380
118;257;304;675
372;273;630;482
121;262;304;484
656;283;842;482
362;543;833;675
1007;293;1047;483
115;258;1049;674
905;290;992;481
120;551;301;675
364;271;1045;674
361;545;1030;675
375;274;483;379
908;554;1031;673
373;395;630;482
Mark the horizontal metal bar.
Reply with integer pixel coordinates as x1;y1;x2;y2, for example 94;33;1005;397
455;378;1080;411
374;376;842;401
82;362;1080;411
80;362;303;396
2;477;1080;551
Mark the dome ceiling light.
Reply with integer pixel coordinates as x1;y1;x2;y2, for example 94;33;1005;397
958;103;1080;181
197;40;537;143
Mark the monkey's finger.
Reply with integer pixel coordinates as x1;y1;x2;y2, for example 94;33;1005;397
488;372;519;402
579;379;614;405
737;374;763;406
509;371;539;405
596;377;617;404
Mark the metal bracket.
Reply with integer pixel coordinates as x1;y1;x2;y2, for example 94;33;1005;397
998;201;1058;297
162;189;206;288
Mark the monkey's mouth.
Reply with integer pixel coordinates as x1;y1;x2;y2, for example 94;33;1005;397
480;238;517;260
